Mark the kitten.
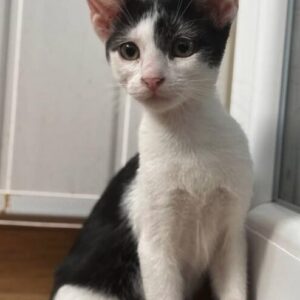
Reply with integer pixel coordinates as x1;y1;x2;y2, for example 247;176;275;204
51;0;253;300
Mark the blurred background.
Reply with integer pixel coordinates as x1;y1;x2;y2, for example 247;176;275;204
0;0;299;300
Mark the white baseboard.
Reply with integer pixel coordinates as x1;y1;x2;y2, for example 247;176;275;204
0;190;98;218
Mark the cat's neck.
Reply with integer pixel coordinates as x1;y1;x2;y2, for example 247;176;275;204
138;91;233;158
142;92;226;135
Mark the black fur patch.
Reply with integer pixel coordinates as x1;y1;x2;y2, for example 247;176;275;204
51;155;141;300
106;0;231;67
106;0;153;59
154;0;231;66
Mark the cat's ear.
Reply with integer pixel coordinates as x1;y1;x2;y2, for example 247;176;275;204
201;0;238;28
87;0;121;41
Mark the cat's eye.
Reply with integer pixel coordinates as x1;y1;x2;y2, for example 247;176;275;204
172;38;195;58
119;42;140;61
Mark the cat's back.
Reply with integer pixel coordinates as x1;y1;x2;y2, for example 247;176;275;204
51;155;142;300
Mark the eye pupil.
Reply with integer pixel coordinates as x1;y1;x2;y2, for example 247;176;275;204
178;43;189;53
119;42;140;60
125;45;135;57
173;38;194;58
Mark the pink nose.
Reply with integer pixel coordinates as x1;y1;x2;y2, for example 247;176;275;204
142;77;165;91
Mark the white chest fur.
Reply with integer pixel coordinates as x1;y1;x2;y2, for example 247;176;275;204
139;95;252;201
125;95;253;300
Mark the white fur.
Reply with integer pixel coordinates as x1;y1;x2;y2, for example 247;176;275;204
54;285;118;300
111;14;253;300
124;98;253;300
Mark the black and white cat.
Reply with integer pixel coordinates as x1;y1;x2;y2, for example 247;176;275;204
51;0;253;299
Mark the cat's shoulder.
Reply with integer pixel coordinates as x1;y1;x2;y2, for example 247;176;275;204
89;153;140;221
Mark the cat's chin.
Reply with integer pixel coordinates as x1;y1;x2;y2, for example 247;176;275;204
133;95;184;113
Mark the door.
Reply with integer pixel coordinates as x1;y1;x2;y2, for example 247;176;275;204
0;0;141;218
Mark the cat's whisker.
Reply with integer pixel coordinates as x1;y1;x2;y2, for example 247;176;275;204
176;79;214;83
179;0;194;20
174;0;184;24
112;2;135;28
120;6;135;26
183;18;206;26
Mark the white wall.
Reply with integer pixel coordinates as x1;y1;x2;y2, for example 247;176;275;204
231;0;288;207
0;0;10;190
0;0;138;217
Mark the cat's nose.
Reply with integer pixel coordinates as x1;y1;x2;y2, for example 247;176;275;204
142;77;165;91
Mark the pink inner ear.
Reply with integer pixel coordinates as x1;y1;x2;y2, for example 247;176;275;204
88;0;120;39
92;15;111;38
205;0;238;28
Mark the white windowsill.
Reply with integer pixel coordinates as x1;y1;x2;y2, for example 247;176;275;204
247;203;300;300
247;203;300;259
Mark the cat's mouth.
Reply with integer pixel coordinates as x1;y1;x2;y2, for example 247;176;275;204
138;94;171;103
128;89;172;103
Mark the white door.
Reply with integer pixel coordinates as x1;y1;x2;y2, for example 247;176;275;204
0;0;140;218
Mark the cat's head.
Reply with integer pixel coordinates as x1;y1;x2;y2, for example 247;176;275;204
87;0;238;112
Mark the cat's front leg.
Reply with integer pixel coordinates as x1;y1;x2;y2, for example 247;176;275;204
209;230;247;300
138;231;183;300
